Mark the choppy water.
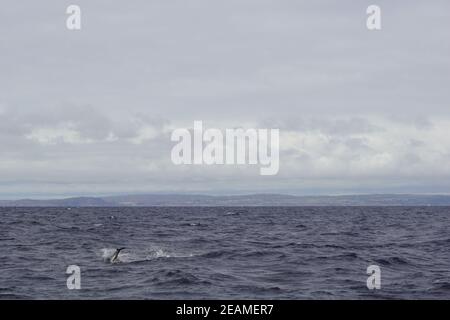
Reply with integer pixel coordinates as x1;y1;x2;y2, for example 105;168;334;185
0;207;449;299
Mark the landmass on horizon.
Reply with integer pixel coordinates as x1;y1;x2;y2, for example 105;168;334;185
1;193;450;207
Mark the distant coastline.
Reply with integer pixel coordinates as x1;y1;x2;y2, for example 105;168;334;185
1;193;450;207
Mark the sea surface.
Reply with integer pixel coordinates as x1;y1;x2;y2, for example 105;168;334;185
0;207;449;299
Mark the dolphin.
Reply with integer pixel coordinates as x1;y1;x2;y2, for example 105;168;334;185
110;247;126;263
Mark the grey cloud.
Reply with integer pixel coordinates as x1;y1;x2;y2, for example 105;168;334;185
261;117;382;136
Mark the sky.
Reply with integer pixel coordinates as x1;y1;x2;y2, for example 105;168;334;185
0;0;450;198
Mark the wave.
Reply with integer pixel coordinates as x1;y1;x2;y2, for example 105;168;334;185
200;249;286;259
148;269;212;286
430;281;450;291
0;237;15;241
181;222;207;227
200;250;233;259
375;256;409;266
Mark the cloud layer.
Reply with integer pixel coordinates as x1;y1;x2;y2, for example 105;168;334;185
1;1;449;197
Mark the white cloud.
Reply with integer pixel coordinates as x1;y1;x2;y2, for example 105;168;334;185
129;126;160;145
25;123;93;145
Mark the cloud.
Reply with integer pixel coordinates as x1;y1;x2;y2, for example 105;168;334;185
278;116;450;180
0;0;450;196
25;123;93;145
1;104;450;196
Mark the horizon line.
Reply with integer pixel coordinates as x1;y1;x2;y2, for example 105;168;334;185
2;192;450;202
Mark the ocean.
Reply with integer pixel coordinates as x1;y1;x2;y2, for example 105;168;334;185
0;206;449;299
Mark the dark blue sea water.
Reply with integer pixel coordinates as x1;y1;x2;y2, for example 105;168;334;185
0;207;449;299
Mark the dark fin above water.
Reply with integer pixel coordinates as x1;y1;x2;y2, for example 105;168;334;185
111;247;126;263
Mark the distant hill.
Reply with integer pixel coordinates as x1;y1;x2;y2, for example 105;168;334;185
0;196;114;207
1;193;450;206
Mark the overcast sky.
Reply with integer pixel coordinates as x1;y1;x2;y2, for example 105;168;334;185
1;0;450;198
